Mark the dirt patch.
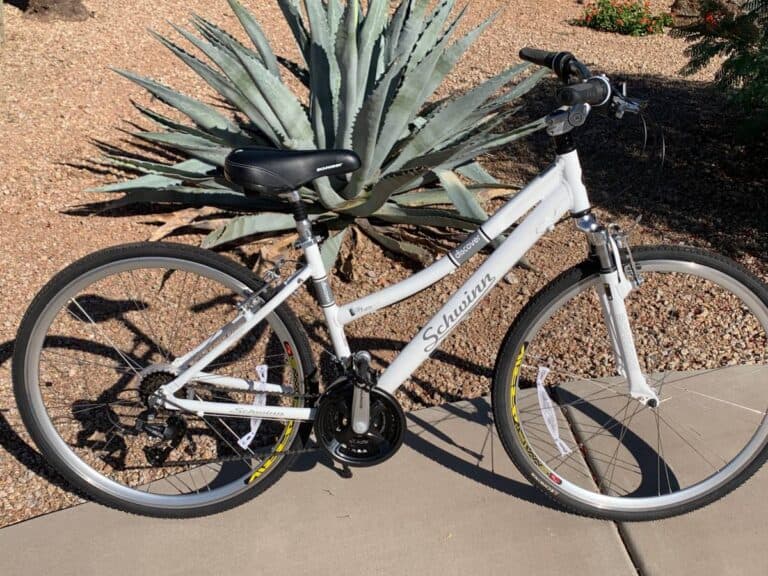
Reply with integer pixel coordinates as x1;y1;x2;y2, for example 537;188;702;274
24;0;91;22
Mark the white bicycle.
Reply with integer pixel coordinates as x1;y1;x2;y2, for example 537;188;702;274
14;49;768;521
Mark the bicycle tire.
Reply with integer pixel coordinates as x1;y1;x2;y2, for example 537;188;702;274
13;242;316;518
492;245;768;521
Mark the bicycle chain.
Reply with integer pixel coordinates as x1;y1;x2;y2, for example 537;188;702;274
129;390;325;471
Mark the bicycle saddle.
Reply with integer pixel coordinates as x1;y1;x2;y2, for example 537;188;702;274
224;147;361;194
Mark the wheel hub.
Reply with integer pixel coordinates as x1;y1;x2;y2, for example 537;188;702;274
138;366;179;408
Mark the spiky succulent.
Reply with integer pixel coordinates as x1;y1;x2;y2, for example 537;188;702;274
94;0;546;266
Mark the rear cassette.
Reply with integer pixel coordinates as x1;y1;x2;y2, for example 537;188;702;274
315;380;405;467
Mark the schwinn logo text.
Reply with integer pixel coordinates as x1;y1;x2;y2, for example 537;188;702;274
316;163;343;173
422;273;495;353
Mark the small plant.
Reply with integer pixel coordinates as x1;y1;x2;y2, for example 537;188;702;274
573;0;673;36
673;0;767;137
93;0;547;268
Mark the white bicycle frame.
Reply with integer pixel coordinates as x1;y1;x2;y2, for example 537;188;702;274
155;149;658;421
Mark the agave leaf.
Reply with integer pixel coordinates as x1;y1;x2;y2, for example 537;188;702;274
230;47;315;146
374;202;481;230
421;9;500;104
385;0;410;64
387;63;529;173
112;69;243;138
326;0;343;41
134;132;230;166
150;31;281;143
202;212;299;248
434;107;516;151
456;161;499;184
192;14;260;61
277;56;310;87
363;34;387;100
342;166;420;216
226;0;281;77
463;117;548;157
435;169;489;223
334;0;359;150
119;187;286;210
305;0;340;144
89;173;183;194
277;0;310;64
400;117;546;174
170;24;290;143
357;0;389;100
481;67;548;111
392;184;516;207
410;0;454;65
320;227;348;270
393;0;430;64
356;219;431;265
101;155;217;181
134;115;226;144
347;58;406;189
130;101;255;147
371;7;465;172
203;211;333;248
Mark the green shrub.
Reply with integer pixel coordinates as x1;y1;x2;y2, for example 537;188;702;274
572;0;673;36
94;0;546;266
673;0;768;137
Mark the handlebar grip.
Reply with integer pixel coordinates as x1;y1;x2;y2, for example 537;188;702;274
519;47;558;69
520;47;583;83
557;78;611;107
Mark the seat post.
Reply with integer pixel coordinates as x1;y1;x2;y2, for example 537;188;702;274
281;190;314;245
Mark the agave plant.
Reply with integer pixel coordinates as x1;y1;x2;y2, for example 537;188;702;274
94;0;547;267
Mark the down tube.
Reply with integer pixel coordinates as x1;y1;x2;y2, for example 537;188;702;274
376;184;572;394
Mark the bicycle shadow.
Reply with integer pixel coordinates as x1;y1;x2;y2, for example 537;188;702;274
0;333;558;512
0;339;80;497
303;321;493;409
0;332;683;517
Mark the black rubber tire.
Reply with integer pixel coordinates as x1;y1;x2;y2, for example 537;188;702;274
13;242;317;518
492;245;768;521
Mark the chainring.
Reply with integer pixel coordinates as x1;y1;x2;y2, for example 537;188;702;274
315;379;405;467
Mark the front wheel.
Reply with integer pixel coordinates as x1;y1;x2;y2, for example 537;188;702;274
493;246;768;520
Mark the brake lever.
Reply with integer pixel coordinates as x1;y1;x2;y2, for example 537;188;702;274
611;81;646;119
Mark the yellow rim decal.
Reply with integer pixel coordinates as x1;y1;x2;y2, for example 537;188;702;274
246;342;301;484
508;343;549;475
509;344;526;424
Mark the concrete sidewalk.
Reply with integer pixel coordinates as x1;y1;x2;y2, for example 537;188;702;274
0;399;765;576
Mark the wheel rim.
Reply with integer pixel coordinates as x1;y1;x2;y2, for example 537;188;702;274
23;255;304;511
507;258;768;512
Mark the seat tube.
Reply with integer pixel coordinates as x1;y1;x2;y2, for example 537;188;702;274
286;191;352;360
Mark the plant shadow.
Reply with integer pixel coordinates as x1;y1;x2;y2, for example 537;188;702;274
499;74;767;264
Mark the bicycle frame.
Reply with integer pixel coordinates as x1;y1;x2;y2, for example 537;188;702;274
157;148;657;420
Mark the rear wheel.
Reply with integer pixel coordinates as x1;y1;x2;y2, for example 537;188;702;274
13;242;315;518
493;246;768;520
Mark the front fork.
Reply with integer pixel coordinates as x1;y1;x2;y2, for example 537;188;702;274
576;213;659;407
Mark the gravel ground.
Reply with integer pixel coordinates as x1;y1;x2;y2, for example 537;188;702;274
1;1;765;526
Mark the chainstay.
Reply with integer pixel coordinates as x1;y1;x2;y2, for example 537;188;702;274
114;391;324;471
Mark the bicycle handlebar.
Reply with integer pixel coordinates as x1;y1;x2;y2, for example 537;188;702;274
519;47;612;108
557;78;611;107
